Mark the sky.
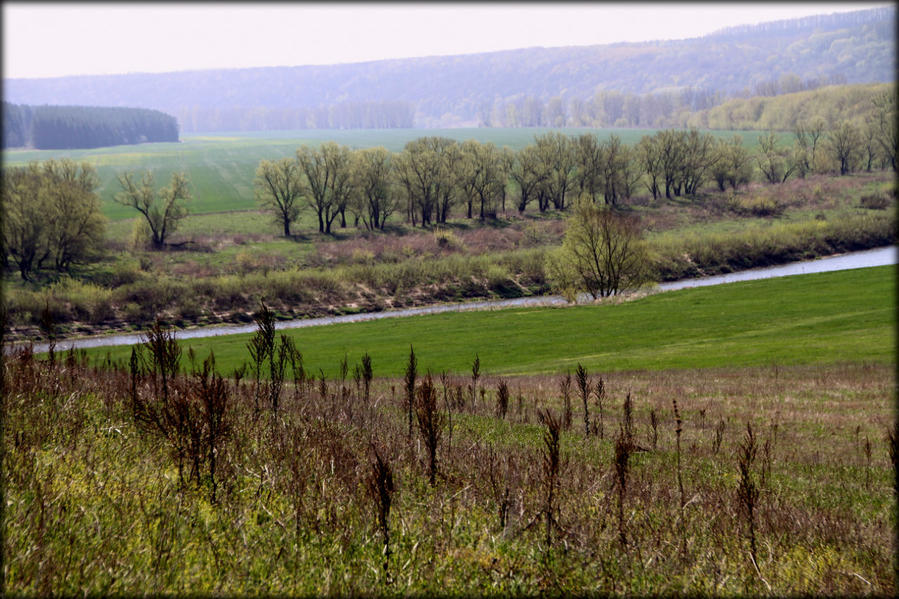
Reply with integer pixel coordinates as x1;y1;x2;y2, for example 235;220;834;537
3;2;892;79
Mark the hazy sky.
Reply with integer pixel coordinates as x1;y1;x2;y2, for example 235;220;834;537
4;2;891;79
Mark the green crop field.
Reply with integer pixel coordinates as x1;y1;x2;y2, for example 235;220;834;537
81;265;895;377
2;127;790;221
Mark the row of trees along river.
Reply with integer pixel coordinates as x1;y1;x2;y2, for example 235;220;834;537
2;93;895;283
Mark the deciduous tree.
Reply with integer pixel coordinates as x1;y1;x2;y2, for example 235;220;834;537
351;147;397;231
297;142;353;234
712;136;753;191
547;201;651;300
254;158;303;237
534;132;576;210
871;91;897;171
3;162;51;280
393;137;457;226
573;134;605;203
509;144;547;214
827;121;861;176
457;140;504;220
3;159;106;279
115;170;191;248
756;132;796;183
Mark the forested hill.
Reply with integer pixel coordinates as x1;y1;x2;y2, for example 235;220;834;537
684;82;894;131
3;6;893;131
2;104;179;149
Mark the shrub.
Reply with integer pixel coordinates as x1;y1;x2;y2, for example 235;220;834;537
731;195;785;217
46;278;114;325
434;228;464;251
859;193;891;210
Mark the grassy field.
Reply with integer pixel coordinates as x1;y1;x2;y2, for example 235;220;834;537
2;127;791;220
77;265;895;378
6;278;895;594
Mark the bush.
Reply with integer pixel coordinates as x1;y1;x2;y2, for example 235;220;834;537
434;228;464;251
44;278;114;325
91;258;145;288
731;195;785;217
859;193;891;210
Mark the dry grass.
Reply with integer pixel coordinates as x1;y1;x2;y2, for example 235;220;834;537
4;342;894;595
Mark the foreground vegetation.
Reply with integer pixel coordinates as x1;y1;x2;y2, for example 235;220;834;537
5;291;895;594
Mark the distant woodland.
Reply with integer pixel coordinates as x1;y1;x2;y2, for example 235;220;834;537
2;104;179;149
685;83;894;131
3;7;894;133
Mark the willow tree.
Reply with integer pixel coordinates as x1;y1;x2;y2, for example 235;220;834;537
115;170;191;249
827;121;862;176
547;201;651;301
534;132;576;211
510;143;547;214
3;159;106;279
457;140;504;220
255;158;304;237
351;146;396;231
872;91;896;172
297;142;353;234
393;136;457;226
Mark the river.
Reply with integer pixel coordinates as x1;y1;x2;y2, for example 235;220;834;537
13;246;896;354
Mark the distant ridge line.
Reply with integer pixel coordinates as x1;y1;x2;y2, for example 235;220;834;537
707;6;893;38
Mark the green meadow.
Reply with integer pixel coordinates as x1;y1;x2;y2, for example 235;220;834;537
2;127;790;221
82;265;895;377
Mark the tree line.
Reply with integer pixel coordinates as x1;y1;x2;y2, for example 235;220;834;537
686;83;893;132
480;75;854;130
254;106;896;236
175;101;414;134
2;103;179;150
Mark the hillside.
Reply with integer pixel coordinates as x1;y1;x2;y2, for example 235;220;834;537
685;82;895;130
3;6;894;131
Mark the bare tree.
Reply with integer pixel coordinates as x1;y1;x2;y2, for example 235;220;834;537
254;158;304;237
116;170;191;248
828;121;861;176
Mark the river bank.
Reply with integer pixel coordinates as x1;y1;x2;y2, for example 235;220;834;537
12;245;895;354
